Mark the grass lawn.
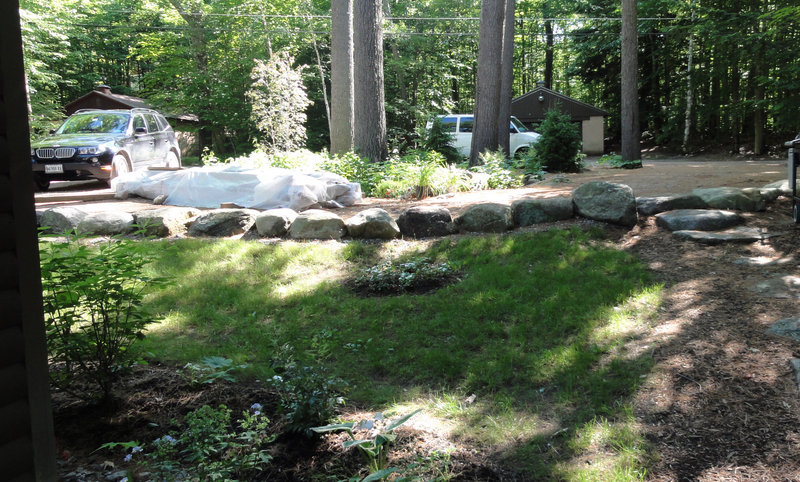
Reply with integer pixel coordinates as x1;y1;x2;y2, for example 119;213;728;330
134;226;661;480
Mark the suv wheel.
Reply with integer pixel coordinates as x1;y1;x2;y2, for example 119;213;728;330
165;150;180;168
111;154;130;179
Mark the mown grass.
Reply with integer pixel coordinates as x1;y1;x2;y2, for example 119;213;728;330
137;227;661;480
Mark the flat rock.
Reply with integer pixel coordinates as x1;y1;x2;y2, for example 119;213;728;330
733;256;795;266
288;209;346;239
748;274;800;298
767;317;800;341
655;209;744;232
39;206;88;234
256;208;298;237
188;209;259;237
692;187;766;212
572;181;638;227
763;179;791;196
512;197;574;226
455;203;513;233
636;194;707;216
673;226;786;245
346;208;400;239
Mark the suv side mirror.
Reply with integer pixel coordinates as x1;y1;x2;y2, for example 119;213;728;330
135;126;147;135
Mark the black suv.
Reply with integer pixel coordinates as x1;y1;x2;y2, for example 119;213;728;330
31;108;181;190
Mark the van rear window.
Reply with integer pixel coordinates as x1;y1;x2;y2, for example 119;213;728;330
459;117;474;133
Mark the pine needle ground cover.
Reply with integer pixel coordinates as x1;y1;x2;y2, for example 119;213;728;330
131;227;660;479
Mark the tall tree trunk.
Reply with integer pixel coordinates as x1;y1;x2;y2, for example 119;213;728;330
544;19;554;89
470;0;506;166
353;0;387;163
682;7;695;152
620;0;640;162
330;0;354;155
497;0;516;156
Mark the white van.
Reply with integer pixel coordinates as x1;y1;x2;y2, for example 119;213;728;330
428;114;541;158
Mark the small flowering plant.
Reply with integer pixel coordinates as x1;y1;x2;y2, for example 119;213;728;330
351;258;461;295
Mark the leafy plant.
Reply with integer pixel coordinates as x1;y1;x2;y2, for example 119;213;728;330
472;150;525;189
375;151;469;199
598;152;643;169
530;109;584;173
352;258;460;295
40;235;171;400
112;404;274;481
269;345;347;435
319;151;385;197
182;356;247;386
312;410;421;477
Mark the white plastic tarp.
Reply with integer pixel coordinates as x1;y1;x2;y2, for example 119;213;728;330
112;165;362;210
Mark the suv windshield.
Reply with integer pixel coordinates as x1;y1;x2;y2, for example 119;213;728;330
510;117;529;132
57;113;130;135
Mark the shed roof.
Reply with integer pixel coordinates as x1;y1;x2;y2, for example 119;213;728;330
511;85;607;123
64;86;198;122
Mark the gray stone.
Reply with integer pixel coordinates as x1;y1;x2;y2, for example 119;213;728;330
733;256;795;266
397;206;456;238
572;181;638;227
77;211;136;236
692;187;766;212
674;227;786;245
760;187;783;203
655;209;744;232
40;206;88;233
256;208;298;237
188;209;259;237
636;194;708;216
767;317;800;341
135;207;200;237
512;197;574;226
288;209;346;239
763;179;791;196
153;194;167;205
455;203;513;233
346;208;400;239
749;274;800;299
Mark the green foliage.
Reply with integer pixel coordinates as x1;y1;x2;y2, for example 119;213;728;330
472;150;525;189
247;50;311;154
418;117;461;163
114;404;274;480
319;151;385;197
312;410;421;476
39;235;170;399
530;109;583;173
598;153;643;169
375;151;470;199
182;356;247;386
269;345;347;435
352;258;460;295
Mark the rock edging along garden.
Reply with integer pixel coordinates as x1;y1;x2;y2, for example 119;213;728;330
37;180;793;242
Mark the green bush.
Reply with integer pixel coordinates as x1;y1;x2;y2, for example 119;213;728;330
530;109;583;173
40;235;170;400
598;152;642;169
418;116;461;163
375;151;469;199
472;150;525;189
319;151;384;197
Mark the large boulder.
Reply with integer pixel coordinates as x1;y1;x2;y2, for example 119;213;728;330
39;207;88;234
396;206;456;238
692;187;766;212
572;181;638;227
135;207;200;237
636;194;708;216
187;209;259;237
256;208;298;237
655;209;744;232
288;209;346;239
455;203;513;233
346;208;400;239
763;179;791;196
77;211;136;236
512;197;574;226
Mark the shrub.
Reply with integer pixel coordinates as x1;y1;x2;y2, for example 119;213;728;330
598;152;642;169
530;109;583;173
375;151;470;199
269;345;346;435
319;151;384;197
472;150;524;189
40;235;170;400
418;116;461;163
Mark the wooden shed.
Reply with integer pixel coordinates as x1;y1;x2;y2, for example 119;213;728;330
511;81;608;155
64;86;200;158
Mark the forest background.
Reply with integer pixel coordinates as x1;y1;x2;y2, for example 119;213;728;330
20;0;800;160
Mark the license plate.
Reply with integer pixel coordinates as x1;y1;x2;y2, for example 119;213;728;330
44;164;63;174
